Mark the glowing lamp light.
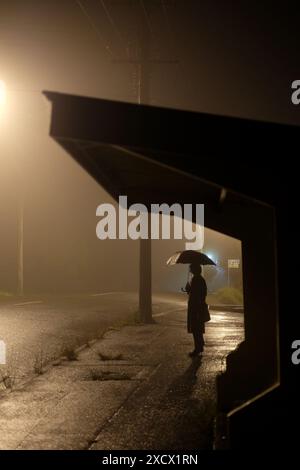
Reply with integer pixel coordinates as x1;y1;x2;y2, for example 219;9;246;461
0;80;6;108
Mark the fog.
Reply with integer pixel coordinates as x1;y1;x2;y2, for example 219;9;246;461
0;151;242;293
5;0;295;294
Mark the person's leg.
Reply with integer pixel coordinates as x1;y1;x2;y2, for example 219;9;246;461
192;331;204;353
199;333;204;351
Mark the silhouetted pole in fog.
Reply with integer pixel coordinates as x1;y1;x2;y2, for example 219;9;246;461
137;28;152;323
112;29;153;322
135;26;177;322
111;15;177;322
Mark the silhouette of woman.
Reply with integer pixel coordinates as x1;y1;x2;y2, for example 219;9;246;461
185;263;210;357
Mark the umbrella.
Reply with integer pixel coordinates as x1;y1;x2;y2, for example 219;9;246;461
166;250;216;266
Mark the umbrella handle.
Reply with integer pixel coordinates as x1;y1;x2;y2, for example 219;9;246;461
181;268;192;294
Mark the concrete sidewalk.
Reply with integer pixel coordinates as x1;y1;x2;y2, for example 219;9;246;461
0;306;243;450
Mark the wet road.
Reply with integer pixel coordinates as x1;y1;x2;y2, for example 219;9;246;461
0;293;139;382
0;293;243;394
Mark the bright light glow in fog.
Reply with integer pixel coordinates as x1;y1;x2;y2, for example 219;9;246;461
204;252;217;264
0;80;6;108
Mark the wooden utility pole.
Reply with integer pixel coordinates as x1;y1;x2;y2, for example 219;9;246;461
139;216;152;323
132;27;177;323
110;13;177;323
137;28;153;323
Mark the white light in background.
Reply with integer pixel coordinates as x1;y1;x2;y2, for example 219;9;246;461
205;252;216;264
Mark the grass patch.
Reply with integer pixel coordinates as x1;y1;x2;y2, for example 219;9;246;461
0;290;12;296
210;287;243;305
89;369;131;381
33;350;45;375
0;291;13;300
98;352;123;361
33;346;52;375
61;346;78;361
0;366;16;390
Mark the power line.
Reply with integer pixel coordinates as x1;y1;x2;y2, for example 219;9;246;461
139;0;153;35
161;0;173;50
160;1;183;69
100;0;124;45
76;0;115;58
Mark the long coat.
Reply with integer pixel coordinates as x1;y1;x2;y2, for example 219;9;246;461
187;274;210;334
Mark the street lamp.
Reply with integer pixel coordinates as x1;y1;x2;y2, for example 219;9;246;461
0;80;6;108
0;80;6;120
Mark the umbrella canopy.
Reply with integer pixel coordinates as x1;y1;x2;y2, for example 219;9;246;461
166;250;216;266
